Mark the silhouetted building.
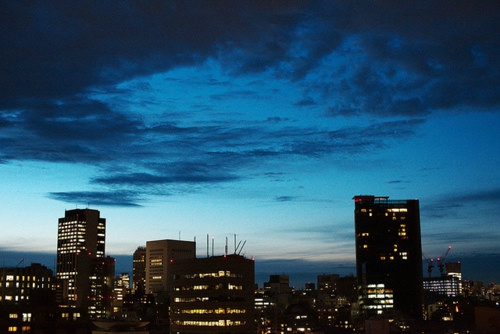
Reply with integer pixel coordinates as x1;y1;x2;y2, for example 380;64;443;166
318;274;339;293
169;254;255;334
265;275;291;311
0;263;53;305
353;195;423;320
145;239;196;295
132;246;146;294
56;208;113;318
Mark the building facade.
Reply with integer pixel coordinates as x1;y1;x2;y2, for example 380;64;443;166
0;263;53;305
169;254;255;334
145;239;196;295
353;195;423;320
56;209;113;318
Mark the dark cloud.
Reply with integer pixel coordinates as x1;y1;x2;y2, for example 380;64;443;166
1;1;497;206
424;188;500;214
2;1;497;112
92;169;238;186
295;97;317;107
444;188;500;203
274;196;297;202
421;188;500;226
48;191;143;207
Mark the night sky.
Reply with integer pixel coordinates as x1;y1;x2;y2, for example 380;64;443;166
1;1;499;287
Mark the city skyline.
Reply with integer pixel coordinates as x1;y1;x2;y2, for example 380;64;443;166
0;2;499;287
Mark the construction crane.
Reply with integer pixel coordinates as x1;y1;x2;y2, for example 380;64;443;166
436;245;452;276
422;254;435;277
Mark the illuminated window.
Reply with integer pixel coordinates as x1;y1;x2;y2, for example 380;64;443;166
8;327;17;332
22;313;31;322
9;314;18;319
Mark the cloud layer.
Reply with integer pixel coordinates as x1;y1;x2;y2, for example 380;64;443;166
1;1;498;206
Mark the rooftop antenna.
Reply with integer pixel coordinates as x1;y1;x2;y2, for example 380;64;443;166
206;234;209;258
225;236;228;256
211;236;215;257
235;240;242;255
236;240;247;255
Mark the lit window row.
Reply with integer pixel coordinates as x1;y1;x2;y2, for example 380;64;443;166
386;208;407;212
174;283;244;291
174;271;243;279
173;320;246;327
178;308;246;314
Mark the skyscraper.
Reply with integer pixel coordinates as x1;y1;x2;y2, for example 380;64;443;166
56;208;112;317
353;195;423;320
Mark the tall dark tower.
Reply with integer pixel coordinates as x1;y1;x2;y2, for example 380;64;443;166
56;209;111;317
132;246;146;294
353;195;423;320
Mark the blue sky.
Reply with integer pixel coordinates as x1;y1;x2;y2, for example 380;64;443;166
1;1;499;286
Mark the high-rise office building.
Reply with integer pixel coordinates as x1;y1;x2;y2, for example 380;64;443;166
169;254;255;334
56;209;113;317
353;195;423;319
145;239;196;295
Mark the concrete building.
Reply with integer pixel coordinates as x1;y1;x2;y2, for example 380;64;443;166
168;254;255;334
145;239;196;295
353;195;423;320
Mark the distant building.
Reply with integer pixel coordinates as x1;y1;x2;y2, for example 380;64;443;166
132;247;146;294
112;273;131;314
423;276;461;298
318;274;339;293
353;195;424;320
423;262;462;298
56;209;114;318
265;275;291;311
145;239;196;295
169;254;255;334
